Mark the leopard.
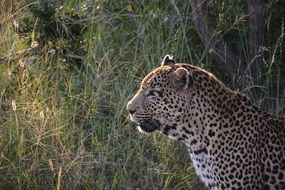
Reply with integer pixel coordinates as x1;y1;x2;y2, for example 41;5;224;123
127;55;285;190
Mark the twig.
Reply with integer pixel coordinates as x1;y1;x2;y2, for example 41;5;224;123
171;0;193;63
67;13;192;24
246;0;264;80
189;0;247;80
0;45;41;63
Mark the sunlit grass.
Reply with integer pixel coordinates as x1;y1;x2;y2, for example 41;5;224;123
0;2;199;189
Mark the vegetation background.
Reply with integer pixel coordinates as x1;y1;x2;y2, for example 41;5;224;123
0;0;284;189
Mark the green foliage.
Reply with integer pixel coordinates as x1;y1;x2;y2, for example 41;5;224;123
0;0;284;189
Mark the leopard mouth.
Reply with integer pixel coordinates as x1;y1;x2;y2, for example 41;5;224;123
138;119;161;133
129;114;161;133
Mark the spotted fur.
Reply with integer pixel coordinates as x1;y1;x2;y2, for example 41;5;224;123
127;55;285;189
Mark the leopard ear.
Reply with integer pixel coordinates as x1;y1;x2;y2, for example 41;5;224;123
171;67;192;90
161;54;175;66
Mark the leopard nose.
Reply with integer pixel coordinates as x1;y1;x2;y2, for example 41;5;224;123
127;101;137;115
129;109;136;115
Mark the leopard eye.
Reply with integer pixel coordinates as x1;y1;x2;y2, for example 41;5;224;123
146;90;155;97
146;89;163;98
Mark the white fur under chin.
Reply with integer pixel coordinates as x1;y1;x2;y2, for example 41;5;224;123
137;126;151;136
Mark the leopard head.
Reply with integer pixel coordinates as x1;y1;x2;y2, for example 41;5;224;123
127;55;193;133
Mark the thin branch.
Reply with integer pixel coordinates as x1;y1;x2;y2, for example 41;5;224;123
67;13;192;25
171;0;194;63
0;45;41;63
189;0;246;79
246;0;264;80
